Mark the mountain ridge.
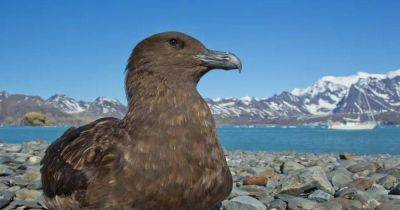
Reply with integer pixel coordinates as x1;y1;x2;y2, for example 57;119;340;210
1;69;400;125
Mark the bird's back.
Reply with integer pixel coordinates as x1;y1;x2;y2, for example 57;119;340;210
41;117;124;209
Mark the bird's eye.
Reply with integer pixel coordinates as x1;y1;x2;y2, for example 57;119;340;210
169;39;178;46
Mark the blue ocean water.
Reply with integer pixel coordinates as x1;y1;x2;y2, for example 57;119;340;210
0;125;399;155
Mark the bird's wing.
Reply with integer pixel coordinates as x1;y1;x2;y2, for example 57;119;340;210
41;117;123;199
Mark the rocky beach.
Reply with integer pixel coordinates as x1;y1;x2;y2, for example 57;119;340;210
0;141;399;210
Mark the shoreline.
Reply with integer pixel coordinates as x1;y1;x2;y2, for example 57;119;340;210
0;141;399;209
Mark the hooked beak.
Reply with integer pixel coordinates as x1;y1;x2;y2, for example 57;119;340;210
194;49;242;72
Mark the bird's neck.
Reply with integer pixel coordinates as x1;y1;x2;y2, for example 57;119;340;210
122;75;215;138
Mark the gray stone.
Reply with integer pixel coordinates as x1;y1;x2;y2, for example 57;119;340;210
239;185;272;200
27;180;42;190
0;199;10;209
0;156;14;164
377;200;400;210
5;144;22;153
276;194;318;210
387;167;400;178
258;195;274;206
281;161;305;174
229;185;250;199
0;165;14;176
27;156;41;165
338;160;357;168
335;187;359;199
383;158;400;170
15;188;41;201
315;199;342;210
280;166;334;195
378;175;398;190
226;195;267;210
0;190;15;201
331;173;353;189
369;173;388;182
8;200;43;209
268;199;287;210
347;161;378;173
390;183;400;195
308;190;333;202
367;184;388;196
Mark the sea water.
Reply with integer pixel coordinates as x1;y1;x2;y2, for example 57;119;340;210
0;125;399;155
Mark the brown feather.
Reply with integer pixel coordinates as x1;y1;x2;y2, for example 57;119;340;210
41;32;234;210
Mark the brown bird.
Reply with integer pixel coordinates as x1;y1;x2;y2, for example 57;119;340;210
40;31;242;210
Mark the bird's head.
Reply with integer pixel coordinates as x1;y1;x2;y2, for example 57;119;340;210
126;32;242;84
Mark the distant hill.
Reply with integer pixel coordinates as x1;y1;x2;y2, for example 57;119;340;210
1;69;400;125
0;91;127;126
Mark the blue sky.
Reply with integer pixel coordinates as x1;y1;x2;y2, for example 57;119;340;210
1;1;399;103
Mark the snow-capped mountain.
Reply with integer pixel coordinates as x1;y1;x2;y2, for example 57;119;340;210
334;72;400;114
0;92;127;125
1;69;400;125
291;72;392;115
86;97;127;118
45;94;89;114
206;69;400;124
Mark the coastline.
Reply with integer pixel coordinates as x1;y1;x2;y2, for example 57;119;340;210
0;141;399;209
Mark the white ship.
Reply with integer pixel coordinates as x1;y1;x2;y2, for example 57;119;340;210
328;91;377;130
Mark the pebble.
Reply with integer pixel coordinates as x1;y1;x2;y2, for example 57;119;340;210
0;141;399;209
280;166;334;195
308;190;333;202
15;188;41;201
5;145;22;153
390;183;400;195
226;195;266;210
268;199;287;210
243;176;268;186
378;175;398;190
281;160;305;174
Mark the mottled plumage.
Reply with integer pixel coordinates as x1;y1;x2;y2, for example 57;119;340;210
41;32;242;209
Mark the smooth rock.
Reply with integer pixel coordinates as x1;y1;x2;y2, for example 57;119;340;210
268;199;287;210
8;200;43;209
335;187;359;199
257;195;274;207
308;190;333;202
5;144;22;153
382;167;400;179
390;183;400;195
0;156;14;164
239;185;271;199
377;200;400;210
347;177;375;190
276;194;318;210
280;166;334;195
226;195;267;210
281;161;305;174
27;156;41;165
27;180;42;190
229;185;250;199
347;161;379;173
0;165;14;176
335;198;363;210
383;158;400;170
243;176;268;186
367;184;389;196
15;188;41;201
377;175;397;189
0;190;15;201
315;198;342;210
331;173;353;189
0;199;10;209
